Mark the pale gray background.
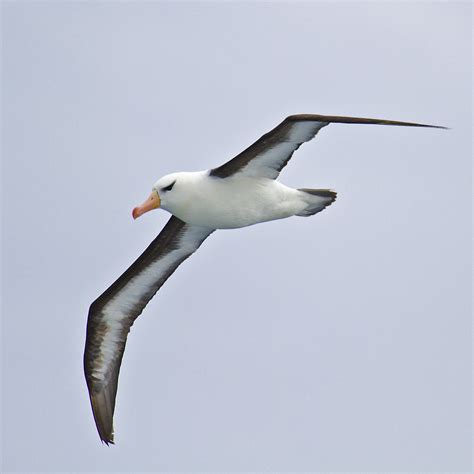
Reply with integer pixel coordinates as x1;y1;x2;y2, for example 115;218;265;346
1;1;471;472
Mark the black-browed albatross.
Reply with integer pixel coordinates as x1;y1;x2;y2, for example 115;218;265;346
84;113;446;444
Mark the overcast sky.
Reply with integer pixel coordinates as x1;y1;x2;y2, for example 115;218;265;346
2;1;471;472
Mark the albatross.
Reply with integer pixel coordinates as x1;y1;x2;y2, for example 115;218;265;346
84;113;445;444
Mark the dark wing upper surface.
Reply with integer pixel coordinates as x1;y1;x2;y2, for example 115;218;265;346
209;114;446;180
84;216;214;444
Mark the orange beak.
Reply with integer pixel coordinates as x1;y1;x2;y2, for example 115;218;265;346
132;190;161;220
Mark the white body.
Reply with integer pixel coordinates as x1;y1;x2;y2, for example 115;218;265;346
156;171;310;229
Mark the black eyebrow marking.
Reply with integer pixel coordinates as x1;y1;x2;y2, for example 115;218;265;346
162;180;176;192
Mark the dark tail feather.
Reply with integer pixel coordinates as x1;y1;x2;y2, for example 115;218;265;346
296;188;337;217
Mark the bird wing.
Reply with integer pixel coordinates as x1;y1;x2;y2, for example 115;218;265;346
209;114;446;180
83;216;214;444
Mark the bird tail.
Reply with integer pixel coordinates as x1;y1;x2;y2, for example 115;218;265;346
296;188;337;216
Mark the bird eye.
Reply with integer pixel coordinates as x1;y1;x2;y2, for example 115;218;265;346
161;180;176;192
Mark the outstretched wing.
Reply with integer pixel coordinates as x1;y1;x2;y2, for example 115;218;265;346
84;216;214;444
209;114;446;180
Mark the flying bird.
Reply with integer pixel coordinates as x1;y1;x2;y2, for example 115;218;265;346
84;113;445;444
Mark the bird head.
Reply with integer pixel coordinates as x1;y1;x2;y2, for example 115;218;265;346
132;173;179;220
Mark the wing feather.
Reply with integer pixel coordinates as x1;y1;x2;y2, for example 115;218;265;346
209;114;446;179
84;216;214;444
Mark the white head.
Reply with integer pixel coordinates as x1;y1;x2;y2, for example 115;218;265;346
132;172;191;219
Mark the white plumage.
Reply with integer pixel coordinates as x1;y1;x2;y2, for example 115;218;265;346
155;171;325;229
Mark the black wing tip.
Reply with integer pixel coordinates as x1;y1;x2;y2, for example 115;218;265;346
404;122;449;130
97;421;115;445
285;113;448;129
101;436;115;446
87;389;117;446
